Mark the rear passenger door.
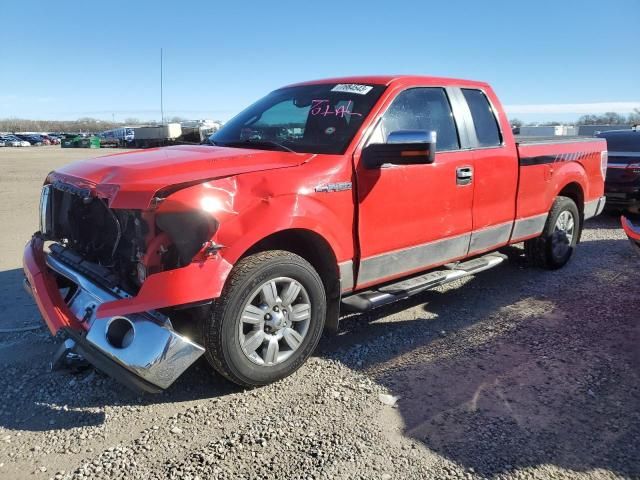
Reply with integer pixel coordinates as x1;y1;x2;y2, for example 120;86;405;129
458;88;519;255
354;87;475;288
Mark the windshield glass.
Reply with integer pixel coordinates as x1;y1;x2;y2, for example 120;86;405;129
210;83;386;154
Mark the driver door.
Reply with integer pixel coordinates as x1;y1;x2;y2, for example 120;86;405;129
354;87;474;288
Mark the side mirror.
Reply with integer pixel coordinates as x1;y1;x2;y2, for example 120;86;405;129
362;130;436;169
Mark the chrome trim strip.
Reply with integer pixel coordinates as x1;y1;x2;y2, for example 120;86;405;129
609;151;640;158
608;163;638;168
469;221;513;254
339;260;354;292
39;185;52;235
355;211;567;287
444;87;475;149
358;233;471;285
584;196;606;220
511;213;548;240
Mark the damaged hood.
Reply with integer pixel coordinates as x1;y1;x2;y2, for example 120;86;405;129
50;145;312;209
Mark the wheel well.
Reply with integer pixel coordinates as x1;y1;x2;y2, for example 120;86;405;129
558;182;584;215
245;229;339;286
243;229;342;332
558;182;585;239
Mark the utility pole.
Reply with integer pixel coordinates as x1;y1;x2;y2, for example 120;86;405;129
160;48;164;125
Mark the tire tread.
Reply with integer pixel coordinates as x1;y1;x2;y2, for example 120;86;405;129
202;250;324;387
525;196;579;270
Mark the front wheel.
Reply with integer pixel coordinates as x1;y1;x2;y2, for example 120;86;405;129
525;196;580;269
202;250;326;387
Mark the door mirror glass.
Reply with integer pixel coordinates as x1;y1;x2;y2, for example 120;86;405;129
362;130;437;168
387;130;435;145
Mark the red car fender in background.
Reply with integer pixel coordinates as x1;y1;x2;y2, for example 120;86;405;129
621;216;640;255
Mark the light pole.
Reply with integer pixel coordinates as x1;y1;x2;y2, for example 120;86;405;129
160;48;164;125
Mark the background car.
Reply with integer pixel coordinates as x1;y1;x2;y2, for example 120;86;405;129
0;135;16;146
621;215;640;255
15;134;49;146
0;134;30;147
596;129;640;212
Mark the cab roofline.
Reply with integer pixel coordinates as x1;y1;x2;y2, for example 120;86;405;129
282;75;490;89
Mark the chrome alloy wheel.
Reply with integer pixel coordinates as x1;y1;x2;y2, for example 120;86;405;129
551;210;575;259
238;277;311;366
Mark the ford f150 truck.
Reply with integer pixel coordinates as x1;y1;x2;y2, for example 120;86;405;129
23;76;607;393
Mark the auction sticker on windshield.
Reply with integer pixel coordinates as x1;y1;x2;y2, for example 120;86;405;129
331;84;373;95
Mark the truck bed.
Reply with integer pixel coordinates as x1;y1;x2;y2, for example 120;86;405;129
515;136;599;145
514;136;607;224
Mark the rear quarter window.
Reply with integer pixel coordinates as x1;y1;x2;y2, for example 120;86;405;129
462;89;502;148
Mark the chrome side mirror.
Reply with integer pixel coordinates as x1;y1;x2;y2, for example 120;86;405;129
387;130;436;146
362;130;437;168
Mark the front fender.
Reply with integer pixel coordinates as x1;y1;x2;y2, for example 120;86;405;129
97;255;233;318
217;194;352;265
98;174;353;317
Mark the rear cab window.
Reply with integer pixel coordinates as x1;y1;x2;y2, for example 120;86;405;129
462;88;502;148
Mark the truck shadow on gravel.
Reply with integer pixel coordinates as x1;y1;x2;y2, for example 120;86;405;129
319;231;639;477
1;219;638;478
0;345;241;433
0;265;243;432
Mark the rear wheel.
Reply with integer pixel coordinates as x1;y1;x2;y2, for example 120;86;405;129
525;196;580;269
203;250;326;387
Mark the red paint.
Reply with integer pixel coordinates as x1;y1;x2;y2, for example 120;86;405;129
23;237;85;335
25;75;606;334
622;216;640;242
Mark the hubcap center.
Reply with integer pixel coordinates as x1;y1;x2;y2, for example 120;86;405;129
265;309;285;330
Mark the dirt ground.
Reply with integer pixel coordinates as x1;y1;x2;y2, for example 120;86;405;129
0;146;638;480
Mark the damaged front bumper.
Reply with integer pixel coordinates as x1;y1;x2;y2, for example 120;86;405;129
23;236;205;393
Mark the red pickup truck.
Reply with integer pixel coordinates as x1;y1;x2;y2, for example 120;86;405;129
23;75;607;393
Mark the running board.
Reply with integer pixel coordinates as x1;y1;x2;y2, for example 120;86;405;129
341;252;507;312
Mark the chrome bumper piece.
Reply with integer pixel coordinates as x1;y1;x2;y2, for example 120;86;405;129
46;254;205;391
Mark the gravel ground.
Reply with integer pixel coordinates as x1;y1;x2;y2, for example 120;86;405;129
0;147;638;480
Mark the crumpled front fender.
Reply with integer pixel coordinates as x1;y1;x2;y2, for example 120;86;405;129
97;255;233;318
102;158;354;318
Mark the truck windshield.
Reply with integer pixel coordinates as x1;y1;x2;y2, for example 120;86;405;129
210;83;386;154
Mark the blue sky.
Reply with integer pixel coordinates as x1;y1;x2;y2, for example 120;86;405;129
0;0;638;123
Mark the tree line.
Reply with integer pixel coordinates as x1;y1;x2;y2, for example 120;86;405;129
2;110;639;134
0;116;191;133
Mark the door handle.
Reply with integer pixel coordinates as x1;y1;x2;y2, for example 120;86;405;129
456;166;473;185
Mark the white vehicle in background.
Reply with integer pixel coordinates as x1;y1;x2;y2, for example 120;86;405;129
0;139;5;147
1;135;31;147
0;135;21;147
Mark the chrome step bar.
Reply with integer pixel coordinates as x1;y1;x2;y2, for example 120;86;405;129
341;252;507;312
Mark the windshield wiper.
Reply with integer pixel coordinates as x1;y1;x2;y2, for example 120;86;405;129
221;139;297;153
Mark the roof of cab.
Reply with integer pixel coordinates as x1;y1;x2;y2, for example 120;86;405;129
284;75;490;89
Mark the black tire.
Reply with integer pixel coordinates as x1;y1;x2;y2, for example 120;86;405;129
202;250;326;387
525;196;580;270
